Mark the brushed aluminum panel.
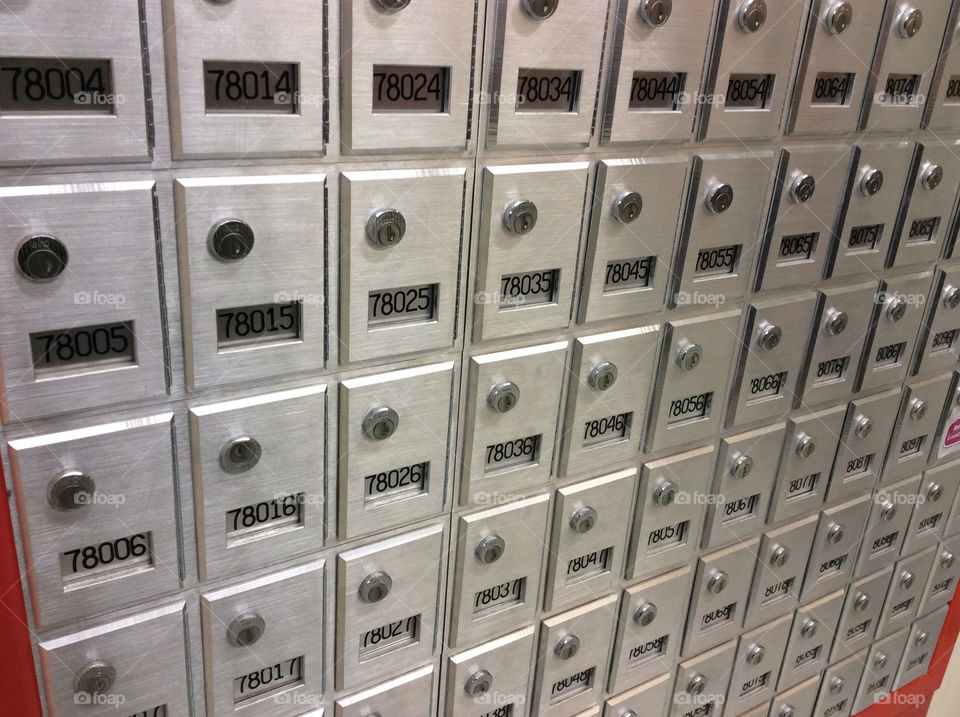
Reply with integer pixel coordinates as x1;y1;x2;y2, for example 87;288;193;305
875;546;935;638
893;605;949;689
901;461;960;555
778;590;844;691
802;495;872;603
670;640;736;717
811;651;864;717
829;389;901;501
922;1;960;131
726;614;792;714
853;476;920;579
852;628;910;713
444;627;534;717
917;534;960;615
604;672;672;717
833;566;889;662
336;664;437;717
914;265;960;377
882;373;952;484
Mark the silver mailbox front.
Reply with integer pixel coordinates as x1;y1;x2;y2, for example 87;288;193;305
444;627;535;717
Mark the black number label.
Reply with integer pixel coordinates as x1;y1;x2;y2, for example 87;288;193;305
900;436;925;456
484;435;541;471
360;615;420;655
373;65;448;111
31;322;134;373
947;76;960;101
516;69;581;112
845;454;873;475
583;412;632;446
749;371;787;399
364;462;428;500
811;72;854;105
725;73;774;109
908;217;940;241
815;356;849;381
668;392;712;424
473;578;525;613
628;71;686;110
881;73;920;104
216;302;300;346
848;224;883;250
204;61;297;113
0;57;113;113
226;494;303;535
778;233;817;262
604;257;655;291
874;342;906;365
368;284;437;325
233;656;303;701
932;329;958;351
499;269;558;309
62;532;151;576
695;245;741;276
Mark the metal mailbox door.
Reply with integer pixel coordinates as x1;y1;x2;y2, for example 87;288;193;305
474;163;587;341
600;0;713;144
829;388;901;500
853;476;921;579
924;3;960;131
832;567;894;661
175;174;326;391
0;2;149;165
901;460;960;554
485;0;605;147
932;374;960;465
914;263;960;377
8;412;178;629
772;676;822;717
335;522;445;691
670;640;736;717
918;536;960;614
449;494;550;648
444;627;535;717
893;605;949;689
201;559;325;716
341;0;476;152
340;167;466;362
0;180;165;422
336;664;437;717
162;0;325;158
801;494;872;603
461;341;567;504
339;362;455;540
579;156;688;324
726;614;792;714
875;547;936;638
189;384;327;581
604;672;673;717
882;373;952;484
559;326;660;476
852;628;911;713
778;589;845;690
811;651;865;717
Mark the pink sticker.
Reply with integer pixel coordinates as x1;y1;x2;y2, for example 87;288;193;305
944;417;960;447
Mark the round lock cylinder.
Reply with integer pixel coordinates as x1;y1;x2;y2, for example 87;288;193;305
941;550;955;569
622;711;640;717
927;482;943;502
899;570;915;590
898;7;923;38
825;1;853;34
915;630;929;646
612;190;643;224
358;571;392;603
219;436;262;474
745;644;766;665
521;0;557;20
738;0;767;32
706;183;734;214
880;501;897;521
47;471;95;511
854;592;870;612
770;544;791;568
801;618;818;639
676;342;703;371
829;676;845;695
74;662;115;697
464;669;493;698
208;219;255;262
885;295;907;322
943;285;960;309
362;407;399;441
921;163;943;191
826;522;845;545
730;454;754;479
706;569;728;594
854;415;873;439
796;434;816;458
475;534;506;564
860;168;884;196
779;706;796;717
653;480;679;507
487;381;520;413
639;0;672;26
634;601;658;626
374;0;411;10
227;613;266;647
366;208;406;248
790;173;816;203
503;199;538;235
554;634;580;660
824;308;849;336
16;234;69;281
588;361;618;391
909;398;927;421
757;322;782;351
874;651;888;669
570;506;598;534
687;673;707;695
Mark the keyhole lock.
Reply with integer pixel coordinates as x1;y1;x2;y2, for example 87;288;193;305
521;0;557;20
634;601;658;626
639;0;671;27
860;167;884;196
757;322;782;351
16;234;69;281
916;630;929;646
942;285;960;309
824;308;848;336
927;482;943;502
826;522;845;544
874;651;888;669
706;569;728;594
854;415;873;439
488;381;520;413
676;342;703;371
588;361;618;391
209;219;255;262
790;173;816;203
909;398;927;421
780;706;796;717
825;1;853;34
569;506;598;534
899;570;915;590
362;407;399;440
219;436;262;474
706;182;734;214
464;669;493;698
687;673;707;695
47;471;95;511
829;677;845;695
921;163;943;190
554;634;580;660
897;7;923;38
745;644;766;665
801;618;818;638
503;199;538;235
475;534;506;564
880;501;897;521
885;295;907;322
854;591;870;612
730;454;754;479
770;544;791;568
738;0;767;32
653;480;679;507
942;550;955;569
366;208;406;248
374;0;412;11
74;662;116;697
796;434;816;458
358;570;393;603
612;190;643;224
227;613;266;647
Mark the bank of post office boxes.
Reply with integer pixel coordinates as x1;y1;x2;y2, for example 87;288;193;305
770;406;845;523
609;566;693;694
672;154;771;305
924;5;960;131
600;0;713;144
802;494;871;602
726;615;792;714
728;294;815;427
336;664;437;717
829;389;900;500
448;494;549;648
532;594;617;716
703;424;784;550
875;547;935;638
901;460;960;554
670;639;736;717
559;327;660;476
919;536;960;615
444;627;534;717
744;516;818;630
545;470;636;611
628;445;714;580
915;265;960;377
200;559;325;716
189;384;327;581
829;143;914;280
175;174;326;391
8;412;178;628
861;0;954;132
604;672;673;717
894;605;950;689
698;0;805;141
683;539;759;657
340;168;466;362
461;342;567;505
340;0;475;152
754;147;850;291
0;181;165;422
799;281;877;408
162;0;325;157
339;362;454;539
859;271;932;393
646;311;741;452
854;477;920;578
335;522;445;690
38;601;189;717
786;0;887;136
779;590;845;690
771;676;822;717
812;652;865;717
579;157;687;324
852;628;911;713
882;373;952;484
0;3;150;165
832;568;893;661
474;163;587;341
484;0;605;147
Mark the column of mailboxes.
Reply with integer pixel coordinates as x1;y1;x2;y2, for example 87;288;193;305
4;1;960;716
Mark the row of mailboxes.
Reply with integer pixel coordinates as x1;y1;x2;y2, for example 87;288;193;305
3;0;960;164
